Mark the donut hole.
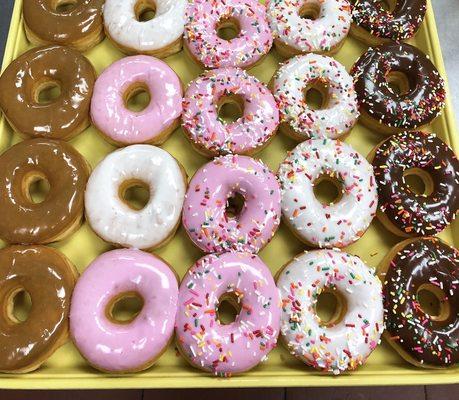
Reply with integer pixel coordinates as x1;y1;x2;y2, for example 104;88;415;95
217;94;245;124
134;0;156;22
23;172;51;204
386;71;411;97
119;179;151;211
304;80;330;111
225;191;246;220
315;288;347;327
124;83;151;113
377;0;396;12
216;292;242;325
7;288;32;324
403;168;434;196
216;16;241;41
106;292;144;324
33;80;62;105
53;0;78;13
417;284;450;322
313;174;343;206
299;2;321;20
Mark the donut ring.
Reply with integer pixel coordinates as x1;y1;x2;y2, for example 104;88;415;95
276;249;384;374
85;145;187;250
176;252;280;376
369;131;459;237
0;45;96;140
23;0;104;52
352;42;446;135
0;245;78;373
91;56;183;146
182;154;281;254
278;139;378;248
379;237;459;368
0;139;90;245
70;249;178;373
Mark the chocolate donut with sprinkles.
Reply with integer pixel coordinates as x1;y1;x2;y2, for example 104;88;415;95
352;42;446;135
369;131;459;237
379;237;459;368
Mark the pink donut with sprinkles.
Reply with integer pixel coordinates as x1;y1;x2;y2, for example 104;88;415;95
184;0;273;69
182;154;281;253
182;67;279;156
175;251;281;376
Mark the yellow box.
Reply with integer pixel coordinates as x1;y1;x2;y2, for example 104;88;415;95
0;0;458;389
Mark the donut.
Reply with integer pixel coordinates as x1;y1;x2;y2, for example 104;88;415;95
23;0;104;52
182;68;279;156
0;245;78;373
276;249;384;374
277;139;378;248
182;154;281;254
175;251;280;376
379;237;459;368
70;249;178;373
91;55;183;146
267;0;352;58
271;54;359;141
183;0;273;69
351;42;446;135
0;45;96;140
0;139;90;245
351;0;427;46
85;145;187;250
103;0;186;57
369;131;459;237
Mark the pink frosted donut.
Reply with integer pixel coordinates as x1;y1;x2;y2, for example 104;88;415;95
90;55;183;146
175;251;280;376
184;0;273;69
70;249;178;373
182;68;279;156
182;154;281;253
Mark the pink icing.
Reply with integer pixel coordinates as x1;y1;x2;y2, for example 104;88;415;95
90;55;183;145
175;251;280;375
184;0;273;69
182;154;281;253
70;249;178;372
182;68;279;155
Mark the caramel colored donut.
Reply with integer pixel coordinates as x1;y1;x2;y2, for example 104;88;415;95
0;45;96;140
0;245;78;373
0;139;90;245
23;0;104;52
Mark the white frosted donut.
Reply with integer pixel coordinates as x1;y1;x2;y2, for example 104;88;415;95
277;249;384;374
85;145;186;250
277;139;377;248
267;0;352;56
272;54;359;140
103;0;186;56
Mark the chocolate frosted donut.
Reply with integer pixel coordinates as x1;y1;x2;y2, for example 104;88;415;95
380;237;459;368
0;245;78;373
369;131;459;237
0;45;95;140
352;42;445;134
0;139;90;245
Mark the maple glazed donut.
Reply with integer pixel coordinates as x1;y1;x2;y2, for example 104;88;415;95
0;139;90;245
0;245;78;373
352;42;446;135
0;45;95;141
23;0;104;52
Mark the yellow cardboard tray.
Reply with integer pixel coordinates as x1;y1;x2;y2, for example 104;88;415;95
0;0;458;389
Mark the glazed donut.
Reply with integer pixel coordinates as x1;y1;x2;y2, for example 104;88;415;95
271;54;359;141
103;0;186;57
0;45;95;140
379;237;459;368
85;145;187;250
182;68;279;156
352;42;446;135
182;154;281;254
277;139;378;248
267;0;352;58
277;249;384;374
176;251;280;376
184;0;273;69
70;249;178;373
351;0;427;46
0;245;78;373
23;0;104;52
0;139;90;245
91;56;183;146
369;131;459;237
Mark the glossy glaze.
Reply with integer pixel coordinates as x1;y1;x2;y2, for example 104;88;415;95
0;245;77;373
0;139;90;244
0;45;95;140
